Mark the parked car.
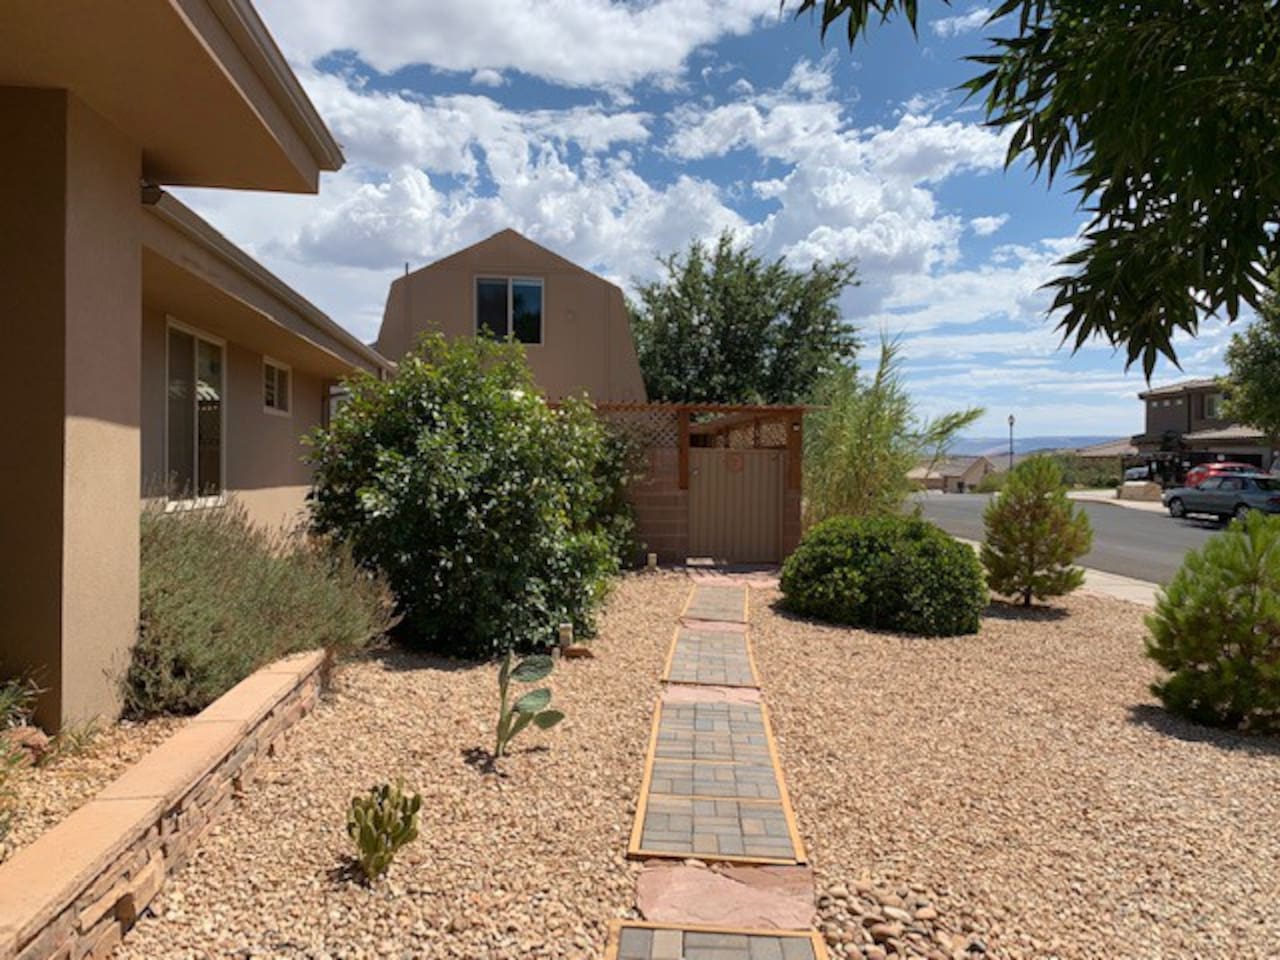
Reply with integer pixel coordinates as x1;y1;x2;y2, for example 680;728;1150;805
1182;461;1259;488
1163;473;1280;521
1123;464;1153;481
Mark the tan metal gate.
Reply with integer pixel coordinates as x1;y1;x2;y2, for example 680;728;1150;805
688;448;785;562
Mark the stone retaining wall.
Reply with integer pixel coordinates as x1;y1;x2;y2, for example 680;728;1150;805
0;650;328;960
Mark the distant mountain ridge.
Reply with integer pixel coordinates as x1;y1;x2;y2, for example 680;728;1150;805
948;436;1125;457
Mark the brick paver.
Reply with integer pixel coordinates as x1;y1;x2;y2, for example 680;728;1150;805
619;578;821;954
613;924;823;960
633;702;804;863
666;627;758;688
683;584;748;623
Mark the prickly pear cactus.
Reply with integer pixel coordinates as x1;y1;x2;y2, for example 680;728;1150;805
345;780;423;882
494;651;565;758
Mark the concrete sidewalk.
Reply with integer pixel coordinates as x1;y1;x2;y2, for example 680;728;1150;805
1067;489;1167;514
957;538;1160;607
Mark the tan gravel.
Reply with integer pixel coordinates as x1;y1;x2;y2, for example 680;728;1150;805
2;716;184;863
753;589;1280;960
117;571;689;960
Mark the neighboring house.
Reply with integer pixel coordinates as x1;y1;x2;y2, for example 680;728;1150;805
375;229;648;403
1130;378;1275;474
1074;438;1138;461
1;0;389;730
908;456;997;493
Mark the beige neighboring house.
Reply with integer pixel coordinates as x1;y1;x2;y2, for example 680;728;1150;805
909;456;998;493
1;0;389;730
376;229;648;403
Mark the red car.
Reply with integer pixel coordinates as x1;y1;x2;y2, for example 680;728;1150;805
1183;462;1259;488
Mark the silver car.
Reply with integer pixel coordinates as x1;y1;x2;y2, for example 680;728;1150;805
1163;473;1280;521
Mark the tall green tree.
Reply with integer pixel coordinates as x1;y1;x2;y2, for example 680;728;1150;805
631;231;859;403
803;338;983;524
1224;274;1280;442
792;0;1280;375
981;455;1092;606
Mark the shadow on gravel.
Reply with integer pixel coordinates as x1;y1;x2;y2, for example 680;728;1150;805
460;744;549;777
327;856;367;887
1127;704;1280;758
367;647;484;675
983;601;1070;623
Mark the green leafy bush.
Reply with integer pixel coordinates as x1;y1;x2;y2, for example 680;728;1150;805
981;456;1093;606
494;652;564;758
780;515;987;636
127;502;395;717
346;781;422;883
1146;511;1280;732
307;333;635;658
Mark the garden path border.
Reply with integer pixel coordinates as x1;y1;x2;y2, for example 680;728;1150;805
0;651;327;960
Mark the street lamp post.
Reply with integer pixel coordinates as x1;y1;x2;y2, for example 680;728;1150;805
1008;414;1016;473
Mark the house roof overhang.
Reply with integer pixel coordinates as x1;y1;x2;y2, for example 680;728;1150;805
142;193;389;378
0;0;342;192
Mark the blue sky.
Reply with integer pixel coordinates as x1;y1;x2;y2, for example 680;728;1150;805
176;0;1244;437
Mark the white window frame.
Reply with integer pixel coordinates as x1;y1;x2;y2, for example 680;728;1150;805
163;316;227;510
262;356;293;418
474;276;545;346
1205;392;1223;419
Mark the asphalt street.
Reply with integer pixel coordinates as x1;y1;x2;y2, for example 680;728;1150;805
913;493;1222;585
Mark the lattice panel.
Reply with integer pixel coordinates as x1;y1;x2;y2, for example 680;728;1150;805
600;408;681;449
700;418;790;450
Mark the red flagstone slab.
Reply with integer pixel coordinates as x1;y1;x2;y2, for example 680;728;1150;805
636;863;815;930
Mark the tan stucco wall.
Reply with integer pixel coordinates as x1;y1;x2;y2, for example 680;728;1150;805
376;231;647;403
0;88;141;729
140;306;324;532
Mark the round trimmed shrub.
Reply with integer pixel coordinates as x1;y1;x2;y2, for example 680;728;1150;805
1146;510;1280;731
306;333;635;659
780;515;987;636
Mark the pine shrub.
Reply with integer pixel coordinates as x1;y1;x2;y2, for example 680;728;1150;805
780;515;987;636
981;456;1092;606
1146;511;1280;731
127;502;395;717
307;334;636;658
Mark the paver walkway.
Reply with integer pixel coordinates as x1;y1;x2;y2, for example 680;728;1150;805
610;922;825;960
618;579;828;958
682;584;749;623
664;626;758;688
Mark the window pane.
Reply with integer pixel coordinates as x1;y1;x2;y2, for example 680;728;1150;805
264;364;276;408
477;279;508;339
196;340;222;496
512;281;542;344
167;329;195;497
277;367;290;412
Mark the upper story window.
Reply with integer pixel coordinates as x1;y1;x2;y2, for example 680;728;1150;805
263;357;291;416
1204;392;1224;419
476;277;543;345
166;321;224;502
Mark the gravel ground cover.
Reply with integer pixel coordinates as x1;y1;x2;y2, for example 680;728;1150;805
753;589;1280;960
118;571;689;960
3;716;184;863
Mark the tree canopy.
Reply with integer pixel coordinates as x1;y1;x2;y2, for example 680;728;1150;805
630;231;859;403
792;0;1280;375
1224;274;1280;441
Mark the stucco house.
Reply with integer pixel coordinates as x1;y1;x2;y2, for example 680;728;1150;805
1130;378;1276;478
908;456;997;493
1;0;389;730
375;229;648;403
